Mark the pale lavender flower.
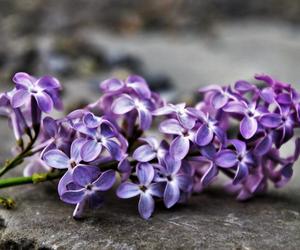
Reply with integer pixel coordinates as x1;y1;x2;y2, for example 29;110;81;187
223;100;264;139
43;138;86;170
100;75;151;98
153;103;197;129
159;118;194;161
133;137;168;163
111;93;154;130
155;154;192;208
117;163;164;219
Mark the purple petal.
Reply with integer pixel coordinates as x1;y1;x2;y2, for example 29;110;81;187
215;150;237;168
70;138;86;162
103;139;122;160
212;92;228;109
234;80;254;93
178;113;196;129
138;108;152;130
43;117;58;138
13;72;33;88
35;92;53;113
100;78;124;92
111;94;135;114
117;182;140;198
37;76;60;89
254;134;272;156
72;200;86;219
83;112;102;128
260;87;275;103
60;189;85;204
164;181;180;208
176;175;192;192
294;138;300;161
148;183;164;198
43;149;70;169
152;105;174;116
133;145;156;162
118;158;131;173
11;89;30;108
126;75;151;99
233;163;249;185
140;136;159;149
138;193;154;219
137;162;154;186
195;124;213;146
223;101;246;114
93;170;116;191
277;93;292;104
159;119;183;135
259;113;282;128
73;165;100;187
229;139;246;155
58;170;73;196
201;163;218;187
240;116;257;139
81;140;102;162
164;153;181;174
170;136;190;161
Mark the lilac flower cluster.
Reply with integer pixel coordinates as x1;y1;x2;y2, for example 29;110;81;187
1;72;300;220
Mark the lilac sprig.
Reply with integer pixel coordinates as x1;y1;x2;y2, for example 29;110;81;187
0;73;299;220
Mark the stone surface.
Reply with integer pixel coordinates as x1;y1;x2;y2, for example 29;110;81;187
1;22;300;249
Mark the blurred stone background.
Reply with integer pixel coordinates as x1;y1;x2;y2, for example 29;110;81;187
1;1;300;249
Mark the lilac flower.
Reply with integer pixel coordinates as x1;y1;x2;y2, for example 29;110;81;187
60;165;115;218
132;137;168;163
159;118;194;161
259;106;295;147
199;85;238;109
194;110;226;146
74;116;123;162
223;100;264;139
0;91;28;141
117;163;164;219
111;93;153;130
155;154;192;208
11;72;61;113
100;75;151;99
43;138;86;170
153;103;197;129
39;117;72;155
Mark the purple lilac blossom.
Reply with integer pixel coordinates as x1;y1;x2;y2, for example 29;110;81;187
2;72;300;220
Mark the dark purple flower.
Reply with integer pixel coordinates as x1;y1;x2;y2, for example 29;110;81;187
117;163;164;219
60;165;115;218
11;72;61;113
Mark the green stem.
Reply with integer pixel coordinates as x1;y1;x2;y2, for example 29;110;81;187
0;126;39;177
0;171;64;189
